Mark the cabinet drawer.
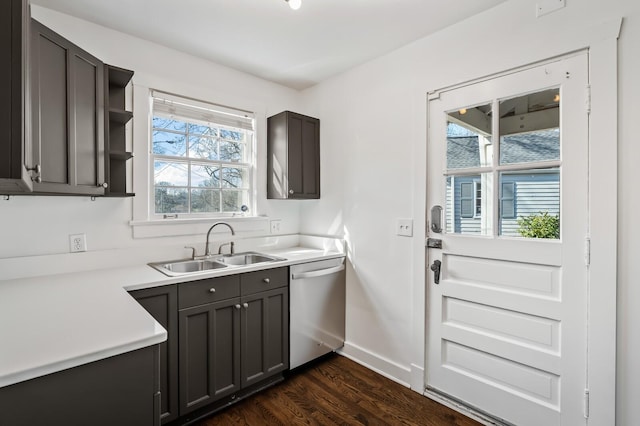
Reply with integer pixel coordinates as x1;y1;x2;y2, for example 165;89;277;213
178;275;240;309
241;267;288;295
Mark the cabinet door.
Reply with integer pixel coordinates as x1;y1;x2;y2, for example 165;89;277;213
178;298;241;415
130;285;179;424
0;0;32;194
30;19;105;195
0;346;159;426
287;112;320;199
267;111;320;199
241;287;289;388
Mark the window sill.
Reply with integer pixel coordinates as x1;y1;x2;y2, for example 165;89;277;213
130;216;270;239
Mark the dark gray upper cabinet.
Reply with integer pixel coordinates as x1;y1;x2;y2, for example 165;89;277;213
0;0;33;194
30;19;106;196
267;111;320;199
130;285;179;425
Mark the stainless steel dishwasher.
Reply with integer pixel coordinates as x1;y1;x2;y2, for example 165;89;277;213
289;257;346;369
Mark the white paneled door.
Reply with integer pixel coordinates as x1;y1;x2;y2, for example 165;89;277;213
426;53;589;426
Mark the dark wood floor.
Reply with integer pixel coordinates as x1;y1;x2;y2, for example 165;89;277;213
195;354;481;425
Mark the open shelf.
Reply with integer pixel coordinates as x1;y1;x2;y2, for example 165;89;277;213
104;64;134;197
109;108;133;125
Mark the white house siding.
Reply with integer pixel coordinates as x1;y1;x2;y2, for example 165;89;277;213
445;173;559;236
500;172;560;237
447;176;482;234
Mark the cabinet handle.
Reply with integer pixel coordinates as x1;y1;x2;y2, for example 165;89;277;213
288;189;294;194
27;164;41;183
263;278;270;284
242;303;249;309
27;164;41;174
209;288;216;293
99;182;108;188
235;304;241;310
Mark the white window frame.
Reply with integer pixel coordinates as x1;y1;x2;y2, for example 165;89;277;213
129;85;269;239
473;180;482;218
150;91;256;220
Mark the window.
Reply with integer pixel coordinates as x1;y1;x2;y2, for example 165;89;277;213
460;181;474;218
460;179;482;219
500;181;516;219
151;92;254;217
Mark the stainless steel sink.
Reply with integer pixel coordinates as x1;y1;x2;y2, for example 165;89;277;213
216;252;285;266
148;252;285;276
149;258;227;276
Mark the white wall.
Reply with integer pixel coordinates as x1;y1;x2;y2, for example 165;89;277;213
0;6;304;259
300;0;640;424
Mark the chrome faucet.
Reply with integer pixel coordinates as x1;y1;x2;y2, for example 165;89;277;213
204;222;235;256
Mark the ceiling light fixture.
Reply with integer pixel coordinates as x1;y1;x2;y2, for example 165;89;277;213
286;0;302;10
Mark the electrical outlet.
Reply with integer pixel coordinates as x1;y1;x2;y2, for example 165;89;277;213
396;218;413;237
270;220;282;234
69;234;87;253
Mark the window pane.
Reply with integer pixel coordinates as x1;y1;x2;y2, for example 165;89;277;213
152;131;187;156
446;103;493;170
191;164;220;188
151;94;253;218
191;189;220;213
220;128;244;142
446;173;492;235
221;167;247;189
189;123;216;136
154;161;188;186
500;129;560;165
499;89;560;165
153;117;187;132
155;187;188;213
219;141;244;162
499;169;560;239
222;190;243;212
189;136;218;160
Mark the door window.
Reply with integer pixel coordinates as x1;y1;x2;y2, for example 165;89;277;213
445;89;561;239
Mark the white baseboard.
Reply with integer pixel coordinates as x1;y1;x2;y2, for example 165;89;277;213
410;363;425;392
337;342;412;388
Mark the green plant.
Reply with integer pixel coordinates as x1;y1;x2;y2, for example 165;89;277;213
517;211;560;239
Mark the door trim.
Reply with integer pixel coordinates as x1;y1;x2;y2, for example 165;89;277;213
422;27;620;424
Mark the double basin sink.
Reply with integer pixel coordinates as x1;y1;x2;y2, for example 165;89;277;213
149;252;286;277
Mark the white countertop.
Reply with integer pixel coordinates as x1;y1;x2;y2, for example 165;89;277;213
0;239;344;389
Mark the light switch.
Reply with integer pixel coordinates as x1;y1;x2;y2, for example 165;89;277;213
396;219;413;237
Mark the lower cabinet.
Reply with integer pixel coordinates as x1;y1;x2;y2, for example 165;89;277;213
0;345;160;426
130;267;289;424
130;285;179;424
178;268;289;416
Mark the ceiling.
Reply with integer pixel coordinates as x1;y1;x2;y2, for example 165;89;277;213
30;0;507;90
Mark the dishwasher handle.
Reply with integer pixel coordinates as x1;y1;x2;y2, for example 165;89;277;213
291;264;345;280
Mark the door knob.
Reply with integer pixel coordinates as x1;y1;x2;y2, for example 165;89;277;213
430;260;441;284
